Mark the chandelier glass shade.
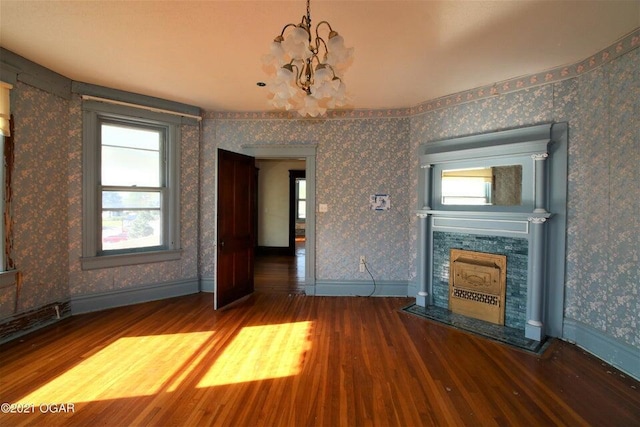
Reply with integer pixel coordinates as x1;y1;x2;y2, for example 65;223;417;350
262;0;354;117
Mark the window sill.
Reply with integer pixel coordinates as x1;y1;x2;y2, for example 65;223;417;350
81;249;182;270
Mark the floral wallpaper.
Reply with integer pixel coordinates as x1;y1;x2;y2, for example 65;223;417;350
5;83;69;313
564;47;639;346
200;117;410;282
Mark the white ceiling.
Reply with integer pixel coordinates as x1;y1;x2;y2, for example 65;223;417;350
1;1;638;113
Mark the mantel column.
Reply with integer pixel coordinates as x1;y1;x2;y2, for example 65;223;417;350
421;164;432;210
416;163;432;307
532;153;549;214
416;212;431;307
526;216;547;341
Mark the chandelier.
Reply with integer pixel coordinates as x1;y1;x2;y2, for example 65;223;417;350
262;0;354;117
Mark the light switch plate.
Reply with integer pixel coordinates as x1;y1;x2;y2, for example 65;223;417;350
319;204;328;213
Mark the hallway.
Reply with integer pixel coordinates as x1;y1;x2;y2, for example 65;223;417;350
254;239;305;294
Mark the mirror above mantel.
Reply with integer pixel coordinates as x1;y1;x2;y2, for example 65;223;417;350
441;165;523;206
418;124;559;214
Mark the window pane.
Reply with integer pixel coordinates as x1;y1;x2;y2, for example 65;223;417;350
297;179;306;199
297;201;306;219
101;123;161;187
102;209;161;251
102;191;161;209
102;191;162;251
102;123;160;150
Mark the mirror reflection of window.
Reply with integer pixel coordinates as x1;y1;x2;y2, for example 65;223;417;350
441;165;522;206
442;168;492;205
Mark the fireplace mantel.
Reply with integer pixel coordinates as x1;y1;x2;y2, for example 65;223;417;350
415;123;568;342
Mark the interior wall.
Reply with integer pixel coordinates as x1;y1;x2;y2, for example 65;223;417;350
200;117;410;283
0;74;201;320
255;159;304;247
409;47;639;351
66;97;201;299
1;82;70;315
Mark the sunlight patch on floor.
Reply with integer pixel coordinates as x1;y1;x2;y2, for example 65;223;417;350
17;331;214;404
197;321;312;387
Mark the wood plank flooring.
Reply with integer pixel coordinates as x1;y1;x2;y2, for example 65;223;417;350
254;240;306;294
1;248;639;426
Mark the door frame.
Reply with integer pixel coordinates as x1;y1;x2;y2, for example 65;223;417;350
241;144;317;294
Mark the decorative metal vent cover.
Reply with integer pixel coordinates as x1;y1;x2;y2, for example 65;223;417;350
449;249;507;325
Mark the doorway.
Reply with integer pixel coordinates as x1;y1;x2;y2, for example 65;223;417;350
254;159;305;294
242;144;317;295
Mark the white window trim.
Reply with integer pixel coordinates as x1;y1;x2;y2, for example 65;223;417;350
81;100;181;270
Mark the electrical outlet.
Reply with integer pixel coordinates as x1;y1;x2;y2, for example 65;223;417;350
359;256;366;272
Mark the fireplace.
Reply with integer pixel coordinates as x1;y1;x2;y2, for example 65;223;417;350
449;249;506;325
415;123;568;342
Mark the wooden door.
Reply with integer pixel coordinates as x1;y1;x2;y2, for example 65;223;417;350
215;149;256;309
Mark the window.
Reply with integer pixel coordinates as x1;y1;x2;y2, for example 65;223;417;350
296;178;306;220
82;101;181;269
101;121;163;252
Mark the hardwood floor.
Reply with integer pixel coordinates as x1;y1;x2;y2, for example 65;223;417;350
1;254;639;426
254;239;306;294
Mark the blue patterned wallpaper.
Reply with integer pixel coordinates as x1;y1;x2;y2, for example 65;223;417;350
7;83;69;313
200;117;410;282
564;48;639;346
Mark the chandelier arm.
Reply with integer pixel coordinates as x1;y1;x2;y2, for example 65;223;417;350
315;20;334;37
316;36;328;59
290;62;307;92
306;56;320;88
279;23;300;38
324;64;339;80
